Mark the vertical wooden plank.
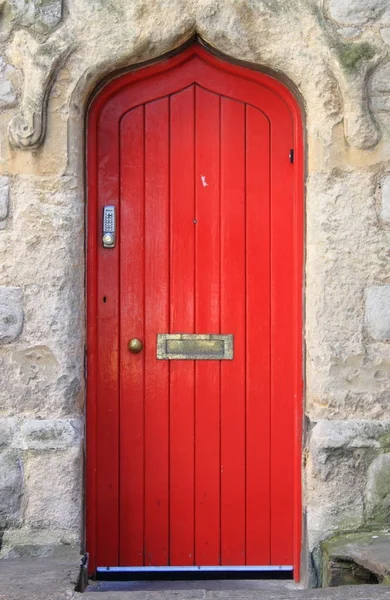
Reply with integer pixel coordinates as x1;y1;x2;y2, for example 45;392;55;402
119;106;145;566
245;105;271;565
270;108;295;565
96;104;120;567
293;111;304;581
220;97;246;566
194;86;221;566
169;86;195;566
144;97;170;566
86;108;98;575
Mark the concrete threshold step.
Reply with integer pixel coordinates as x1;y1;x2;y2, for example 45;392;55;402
1;549;390;599
81;589;390;600
322;531;390;586
0;547;82;600
83;578;390;599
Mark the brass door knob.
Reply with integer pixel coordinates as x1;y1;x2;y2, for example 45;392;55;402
128;338;143;354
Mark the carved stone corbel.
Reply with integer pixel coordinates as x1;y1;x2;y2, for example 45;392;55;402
8;29;74;150
331;34;386;149
5;0;387;152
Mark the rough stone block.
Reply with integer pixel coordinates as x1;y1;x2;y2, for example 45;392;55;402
0;539;82;598
0;528;80;559
0;451;23;527
372;63;390;94
307;420;390;548
379;175;390;222
365;453;390;525
0;346;83;419
365;286;390;341
310;420;390;451
371;96;390;112
0;418;16;447
25;446;82;531
0;58;17;109
0;175;9;230
322;532;390;586
329;0;389;25
0;287;23;344
380;28;390;44
0;0;63;39
33;0;63;32
337;27;362;38
15;418;82;450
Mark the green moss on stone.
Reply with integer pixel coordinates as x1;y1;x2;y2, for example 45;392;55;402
379;432;390;449
37;0;57;6
367;469;390;524
322;532;372;555
336;42;376;72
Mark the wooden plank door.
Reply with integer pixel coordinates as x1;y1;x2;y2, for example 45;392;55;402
87;44;303;576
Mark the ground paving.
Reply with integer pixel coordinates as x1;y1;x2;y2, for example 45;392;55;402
1;555;390;600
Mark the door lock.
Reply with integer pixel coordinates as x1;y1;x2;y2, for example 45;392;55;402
102;205;116;248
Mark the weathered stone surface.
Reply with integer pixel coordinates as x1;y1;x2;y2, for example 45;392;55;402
4;0;383;151
307;421;390;551
310;420;390;451
379;175;390;222
13;418;82;450
371;97;390;111
370;62;390;111
24;446;82;532
305;168;390;423
322;532;390;587
0;286;23;344
365;286;390;341
380;28;390;44
0;528;80;559
307;450;366;543
329;0;390;26
0;418;16;447
0;549;82;599
0;0;63;40
0;450;23;527
365;453;390;525
0;175;10;229
337;27;362;39
0;58;17;108
0;176;84;419
371;62;390;94
370;63;390;111
0;346;83;418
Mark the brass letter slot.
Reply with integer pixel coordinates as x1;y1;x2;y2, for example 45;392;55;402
157;334;233;360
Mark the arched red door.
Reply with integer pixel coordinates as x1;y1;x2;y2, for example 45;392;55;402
87;44;303;578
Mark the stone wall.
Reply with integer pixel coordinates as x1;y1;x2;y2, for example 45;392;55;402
0;0;390;586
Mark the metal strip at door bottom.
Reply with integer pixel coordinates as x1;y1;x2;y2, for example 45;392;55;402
97;565;293;574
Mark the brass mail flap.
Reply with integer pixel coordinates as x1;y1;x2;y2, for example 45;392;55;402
157;334;233;360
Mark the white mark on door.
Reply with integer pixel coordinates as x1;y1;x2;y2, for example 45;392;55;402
201;175;208;187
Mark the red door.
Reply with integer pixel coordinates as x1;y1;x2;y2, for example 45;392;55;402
87;44;303;577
